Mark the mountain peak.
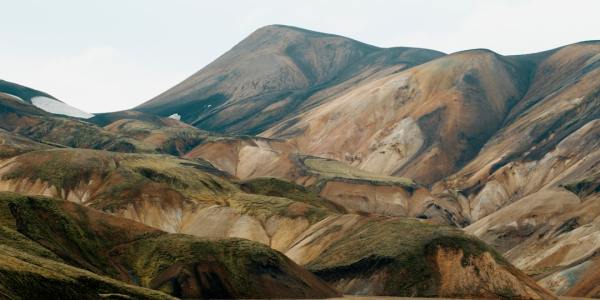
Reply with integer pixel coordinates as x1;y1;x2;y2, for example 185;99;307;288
137;26;444;134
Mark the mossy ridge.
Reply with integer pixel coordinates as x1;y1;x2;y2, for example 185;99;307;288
0;149;239;210
0;244;175;300
106;119;209;156
21;117;154;153
1;148;337;225
0;192;23;229
7;194;122;276
120;154;238;197
0;96;156;154
0;146;25;159
238;177;346;213
118;234;285;296
1;192;338;299
307;216;506;295
0;225;61;262
307;217;453;270
0;129;52;159
88;167;151;212
228;192;331;224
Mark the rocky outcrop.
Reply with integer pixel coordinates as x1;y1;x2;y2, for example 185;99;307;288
303;217;555;299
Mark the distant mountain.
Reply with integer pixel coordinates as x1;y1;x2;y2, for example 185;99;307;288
136;25;444;134
0;80;93;119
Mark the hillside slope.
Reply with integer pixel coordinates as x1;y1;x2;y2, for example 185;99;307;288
0;192;340;299
263;49;532;184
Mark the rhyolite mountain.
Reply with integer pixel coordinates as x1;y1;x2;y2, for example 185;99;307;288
1;24;599;299
136;25;444;135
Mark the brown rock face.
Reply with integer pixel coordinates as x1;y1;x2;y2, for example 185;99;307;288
431;247;552;299
264;49;531;184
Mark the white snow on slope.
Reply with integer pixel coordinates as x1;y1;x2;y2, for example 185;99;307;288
0;92;25;103
31;96;94;119
168;113;181;120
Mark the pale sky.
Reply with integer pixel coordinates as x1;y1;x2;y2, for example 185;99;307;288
1;0;599;113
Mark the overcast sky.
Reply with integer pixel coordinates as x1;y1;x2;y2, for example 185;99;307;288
1;0;599;113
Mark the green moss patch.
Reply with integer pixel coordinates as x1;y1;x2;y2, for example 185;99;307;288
300;155;416;187
308;216;504;296
0;244;174;300
239;177;345;213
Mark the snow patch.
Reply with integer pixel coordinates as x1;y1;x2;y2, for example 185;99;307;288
31;96;94;119
168;113;181;120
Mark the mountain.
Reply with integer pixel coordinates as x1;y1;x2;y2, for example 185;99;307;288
136;25;444;134
1;24;600;298
0;80;93;119
137;26;600;297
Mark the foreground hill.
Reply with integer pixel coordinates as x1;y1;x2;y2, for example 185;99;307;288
0;192;339;299
136;25;444;134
